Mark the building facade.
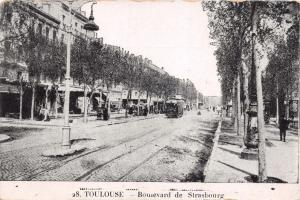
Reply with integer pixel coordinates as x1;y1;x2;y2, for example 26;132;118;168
0;0;166;118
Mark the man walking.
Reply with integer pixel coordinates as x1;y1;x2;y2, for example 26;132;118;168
279;117;290;142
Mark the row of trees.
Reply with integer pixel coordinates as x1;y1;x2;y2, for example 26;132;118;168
70;37;199;120
203;1;299;182
0;0;200;121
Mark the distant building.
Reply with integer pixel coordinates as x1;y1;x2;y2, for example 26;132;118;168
204;96;222;107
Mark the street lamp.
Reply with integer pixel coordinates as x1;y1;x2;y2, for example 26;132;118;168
83;3;99;32
62;0;98;149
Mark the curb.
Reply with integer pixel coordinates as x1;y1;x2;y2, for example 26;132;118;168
41;145;86;157
203;119;222;181
0;134;11;143
88;115;159;128
1;115;160;129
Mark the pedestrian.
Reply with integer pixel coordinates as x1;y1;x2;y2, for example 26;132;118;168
43;108;50;121
143;105;148;116
279;117;290;142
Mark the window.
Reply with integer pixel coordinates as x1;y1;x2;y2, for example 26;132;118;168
42;3;50;12
46;27;49;39
61;34;64;42
53;30;57;40
62;15;65;23
38;23;42;35
75;22;78;27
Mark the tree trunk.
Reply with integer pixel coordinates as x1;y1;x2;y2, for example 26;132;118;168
146;91;151;114
255;53;267;182
253;3;267;182
125;89;131;118
107;89;111;117
242;60;250;138
19;82;23;120
45;86;49;109
149;95;152;114
276;82;279;125
237;71;241;136
232;80;237;128
137;91;141;116
54;86;58;118
83;84;88;123
30;83;35;121
286;88;290;119
88;90;94;115
298;19;300;184
298;51;300;184
99;91;102;106
196;92;199;110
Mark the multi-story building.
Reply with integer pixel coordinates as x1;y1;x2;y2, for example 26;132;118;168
0;0;98;117
0;0;167;118
36;1;96;41
0;0;64;117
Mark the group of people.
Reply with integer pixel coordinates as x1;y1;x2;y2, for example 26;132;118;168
207;105;224;116
128;104;148;116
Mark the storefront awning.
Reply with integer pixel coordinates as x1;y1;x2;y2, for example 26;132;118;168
0;84;19;94
58;86;84;92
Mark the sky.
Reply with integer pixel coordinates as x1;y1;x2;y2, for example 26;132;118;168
82;1;221;96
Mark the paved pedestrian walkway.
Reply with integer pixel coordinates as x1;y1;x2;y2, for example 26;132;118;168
204;117;298;183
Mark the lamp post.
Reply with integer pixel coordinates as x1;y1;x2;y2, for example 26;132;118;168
62;0;99;149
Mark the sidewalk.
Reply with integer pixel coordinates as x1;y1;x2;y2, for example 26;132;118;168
204;117;298;183
0;112;160;129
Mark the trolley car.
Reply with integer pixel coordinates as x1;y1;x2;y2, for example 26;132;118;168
165;99;184;118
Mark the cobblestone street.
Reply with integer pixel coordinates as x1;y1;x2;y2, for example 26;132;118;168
0;110;220;181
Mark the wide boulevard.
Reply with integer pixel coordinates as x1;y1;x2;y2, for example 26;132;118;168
0;110;220;182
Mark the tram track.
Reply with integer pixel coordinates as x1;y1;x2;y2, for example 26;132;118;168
77;119;219;182
75;128;175;181
3;112;220;182
17;127;160;181
29;119;182;181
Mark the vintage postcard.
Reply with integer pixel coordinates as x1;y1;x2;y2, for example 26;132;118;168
0;0;299;199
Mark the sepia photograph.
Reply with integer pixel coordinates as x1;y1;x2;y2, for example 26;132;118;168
0;0;299;199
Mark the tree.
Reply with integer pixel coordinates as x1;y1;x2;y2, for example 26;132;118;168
71;37;103;123
43;40;66;117
23;23;48;120
203;1;252;136
251;1;298;181
203;0;298;182
141;68;158;113
134;57;147;115
101;46;123;115
120;52;138;117
1;0;33;120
